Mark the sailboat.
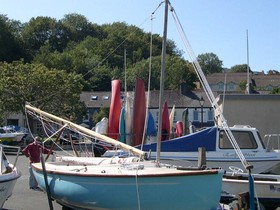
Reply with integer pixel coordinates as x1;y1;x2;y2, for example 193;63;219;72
25;1;224;209
26;105;224;210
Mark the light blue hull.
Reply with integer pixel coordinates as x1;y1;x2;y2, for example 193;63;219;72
33;168;223;210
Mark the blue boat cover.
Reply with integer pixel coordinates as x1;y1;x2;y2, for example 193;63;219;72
139;126;217;152
146;111;157;136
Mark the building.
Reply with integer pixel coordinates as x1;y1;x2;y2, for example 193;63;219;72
216;94;280;138
80;89;215;132
206;72;280;93
4;72;280;138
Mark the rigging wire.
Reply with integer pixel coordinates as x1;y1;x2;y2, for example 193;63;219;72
168;1;252;172
140;1;164;149
140;11;156;150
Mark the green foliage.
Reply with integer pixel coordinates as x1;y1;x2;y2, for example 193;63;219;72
61;13;102;42
230;64;251;73
92;107;109;125
125;55;196;91
0;61;86;120
271;87;280;94
197;53;223;75
238;80;247;91
0;15;25;62
267;70;280;75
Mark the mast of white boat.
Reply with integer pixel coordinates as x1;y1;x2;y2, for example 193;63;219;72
140;11;155;149
246;29;250;94
25;104;146;158
169;3;253;172
124;49;127;95
156;0;169;165
222;72;227;113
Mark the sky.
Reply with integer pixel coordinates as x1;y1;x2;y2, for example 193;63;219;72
1;0;279;72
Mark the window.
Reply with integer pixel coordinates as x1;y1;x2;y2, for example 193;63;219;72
103;96;109;100
7;119;19;126
156;111;159;124
218;83;224;90
91;96;98;100
228;83;234;90
207;110;214;121
193;110;199;121
219;130;257;149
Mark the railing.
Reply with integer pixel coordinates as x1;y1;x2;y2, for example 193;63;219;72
0;144;21;173
264;134;280;152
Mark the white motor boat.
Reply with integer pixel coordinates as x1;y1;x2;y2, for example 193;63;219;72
140;125;280;174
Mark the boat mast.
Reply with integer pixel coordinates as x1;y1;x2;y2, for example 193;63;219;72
169;4;252;172
124;49;127;95
246;29;250;94
156;0;169;165
140;13;154;149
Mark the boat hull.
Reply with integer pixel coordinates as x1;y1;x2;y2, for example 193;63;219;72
0;169;21;208
108;80;121;140
32;161;223;210
132;78;146;146
140;126;280;174
154;151;280;174
222;173;280;209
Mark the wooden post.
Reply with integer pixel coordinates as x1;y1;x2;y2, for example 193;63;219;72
198;147;206;169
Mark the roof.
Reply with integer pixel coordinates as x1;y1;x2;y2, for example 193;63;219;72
80;91;112;107
80;90;216;109
206;72;280;88
206;72;249;84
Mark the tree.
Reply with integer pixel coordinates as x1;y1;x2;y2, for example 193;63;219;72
267;70;279;75
21;16;70;60
238;80;247;92
0;15;24;62
271;87;280;94
230;64;251;73
92;107;109;125
0;61;86;120
126;55;196;91
61;13;101;42
197;53;223;75
2;14;196;92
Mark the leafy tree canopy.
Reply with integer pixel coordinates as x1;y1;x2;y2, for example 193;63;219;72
125;55;196;91
197;53;223;75
0;15;24;62
0;61;86;120
271;87;280;94
230;64;251;73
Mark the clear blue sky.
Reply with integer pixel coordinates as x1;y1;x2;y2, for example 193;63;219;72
1;0;279;72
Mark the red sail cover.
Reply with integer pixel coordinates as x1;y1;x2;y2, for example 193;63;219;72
161;101;170;141
132;78;146;146
108;80;121;140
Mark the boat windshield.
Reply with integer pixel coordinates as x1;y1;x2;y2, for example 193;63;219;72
219;130;258;149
